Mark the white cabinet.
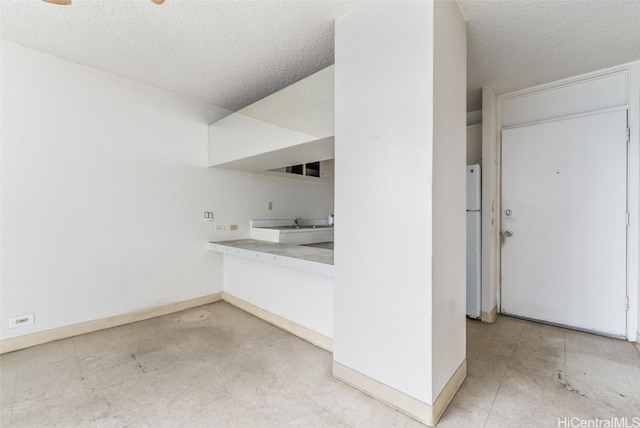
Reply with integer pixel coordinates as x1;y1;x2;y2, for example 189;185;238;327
270;159;334;180
320;159;334;180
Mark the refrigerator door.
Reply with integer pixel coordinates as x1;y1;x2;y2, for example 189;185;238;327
467;164;481;211
467;211;481;318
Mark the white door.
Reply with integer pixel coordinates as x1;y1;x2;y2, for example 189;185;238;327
501;110;628;337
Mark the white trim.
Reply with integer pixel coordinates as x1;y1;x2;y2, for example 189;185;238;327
332;360;467;427
500;68;629;106
501;105;630;131
0;291;335;355
481;86;501;321
0;293;224;354
481;306;497;323
222;292;333;352
627;63;640;342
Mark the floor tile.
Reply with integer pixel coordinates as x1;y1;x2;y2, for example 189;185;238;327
1;303;638;428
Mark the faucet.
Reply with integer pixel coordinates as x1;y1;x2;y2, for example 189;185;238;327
294;216;302;227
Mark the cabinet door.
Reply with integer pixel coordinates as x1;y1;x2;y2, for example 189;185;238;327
320;159;335;179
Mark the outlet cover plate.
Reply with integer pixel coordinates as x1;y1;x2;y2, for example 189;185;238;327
9;313;35;329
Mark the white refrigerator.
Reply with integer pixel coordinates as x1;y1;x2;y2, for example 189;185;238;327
466;164;482;319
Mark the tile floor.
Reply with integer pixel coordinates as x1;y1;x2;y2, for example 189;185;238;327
1;301;639;427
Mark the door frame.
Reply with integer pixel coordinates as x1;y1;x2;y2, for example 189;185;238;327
481;61;640;342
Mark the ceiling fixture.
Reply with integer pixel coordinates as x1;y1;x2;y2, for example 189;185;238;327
42;0;165;4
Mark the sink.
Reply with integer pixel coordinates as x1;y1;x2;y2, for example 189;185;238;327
251;225;334;244
250;218;334;244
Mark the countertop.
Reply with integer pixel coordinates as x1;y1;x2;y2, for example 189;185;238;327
207;239;334;277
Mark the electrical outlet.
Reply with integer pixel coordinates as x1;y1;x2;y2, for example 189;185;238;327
9;313;34;329
230;224;238;231
204;212;214;222
267;202;273;211
215;225;225;232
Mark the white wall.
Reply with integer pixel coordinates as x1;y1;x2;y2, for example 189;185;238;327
334;0;466;413
467;124;482;165
223;256;333;339
431;0;467;400
0;42;334;341
334;0;434;403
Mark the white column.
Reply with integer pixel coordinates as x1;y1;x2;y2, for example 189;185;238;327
333;1;467;425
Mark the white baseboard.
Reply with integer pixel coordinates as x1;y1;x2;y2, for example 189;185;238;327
636;331;640;352
333;360;467;427
222;292;333;352
0;291;333;355
0;293;223;354
481;306;497;323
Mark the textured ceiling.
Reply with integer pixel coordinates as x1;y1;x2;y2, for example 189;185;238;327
459;0;640;111
0;0;363;112
1;0;639;113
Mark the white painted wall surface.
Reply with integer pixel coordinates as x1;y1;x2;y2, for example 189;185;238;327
0;42;334;340
335;0;465;407
223;256;334;338
208;114;319;166
467;125;482;165
334;1;434;403
431;0;467;400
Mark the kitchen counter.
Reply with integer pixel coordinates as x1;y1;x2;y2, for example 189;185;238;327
207;239;334;277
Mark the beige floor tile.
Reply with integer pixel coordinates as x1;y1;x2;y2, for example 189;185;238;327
301;378;413;427
10;338;77;366
72;328;128;359
436;373;499;427
1;304;638;428
88;374;167;426
0;359;17;407
79;351;146;393
13;358;85;402
9;400;96;428
484;379;566;428
164;392;274;428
